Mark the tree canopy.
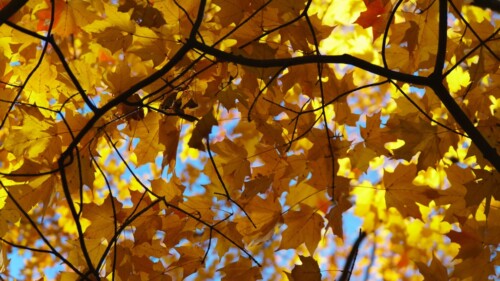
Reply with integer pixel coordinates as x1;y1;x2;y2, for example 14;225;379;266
0;0;499;280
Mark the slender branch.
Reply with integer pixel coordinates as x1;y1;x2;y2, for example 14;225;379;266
48;36;98;113
382;0;404;69
339;230;367;281
206;138;257;228
433;0;448;77
304;13;336;198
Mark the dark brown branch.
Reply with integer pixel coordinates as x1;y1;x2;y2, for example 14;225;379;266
471;0;500;12
339;230;367;281
0;0;28;25
193;40;430;86
429;82;500;170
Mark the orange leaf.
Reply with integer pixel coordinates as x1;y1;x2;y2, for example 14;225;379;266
355;0;386;29
218;259;262;281
279;205;324;254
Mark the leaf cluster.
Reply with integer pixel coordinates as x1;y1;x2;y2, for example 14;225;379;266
0;0;498;280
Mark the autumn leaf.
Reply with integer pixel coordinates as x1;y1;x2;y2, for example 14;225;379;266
150;176;184;205
286;255;322;281
326;176;353;238
169;246;205;278
218;258;262;281
210;138;251;192
213;221;244;259
3;106;61;162
241;175;272;203
236;195;282;245
383;164;435;218
464;169;500;217
415;253;448;281
360;112;396;155
158;115;181;170
35;0;98;36
123;112;166;166
355;0;386;28
279;204;324;254
82;195;123;240
354;0;390;40
386;114;446;169
188;110;218;151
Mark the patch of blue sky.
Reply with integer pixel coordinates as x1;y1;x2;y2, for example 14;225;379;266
6;250;28;279
359;166;382;185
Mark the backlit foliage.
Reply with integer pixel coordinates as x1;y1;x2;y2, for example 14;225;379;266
0;0;499;280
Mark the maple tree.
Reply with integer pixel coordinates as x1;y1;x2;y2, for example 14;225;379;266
0;0;499;280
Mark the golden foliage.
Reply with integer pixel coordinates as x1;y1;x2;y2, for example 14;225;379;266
0;0;498;280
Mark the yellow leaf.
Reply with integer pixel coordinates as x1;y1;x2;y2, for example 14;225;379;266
383;163;436;218
3;106;61;162
123;112;165;166
82;195;122;240
150;176;184;205
446;66;470;94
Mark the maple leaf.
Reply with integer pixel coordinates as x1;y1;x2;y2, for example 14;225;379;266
434;165;473;224
0;183;49;237
348;143;377;174
125;1;167;28
354;0;390;40
150;176;185;205
360;112;396;155
326;176;353;238
213;221;244;259
355;0;386;28
35;0;98;36
213;0;249;26
241;175;272;203
386;114;447;170
464;169;500;217
286;255;322;281
188;110;218;151
218;259;262;281
3;106;62;162
64;153;95;195
169;246;205;278
415;253;448;281
279;204;324;254
210;138;251;192
123;112;178;166
82;195;123;240
236;195;282;245
158;116;181;170
383;164;435;218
